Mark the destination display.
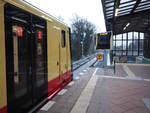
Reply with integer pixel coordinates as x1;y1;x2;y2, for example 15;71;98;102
96;32;111;49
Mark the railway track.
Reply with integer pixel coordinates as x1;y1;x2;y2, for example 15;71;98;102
72;54;95;71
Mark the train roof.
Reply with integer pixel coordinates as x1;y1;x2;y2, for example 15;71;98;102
3;0;69;27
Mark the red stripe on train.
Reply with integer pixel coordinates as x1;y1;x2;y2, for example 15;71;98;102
48;70;71;100
0;106;7;113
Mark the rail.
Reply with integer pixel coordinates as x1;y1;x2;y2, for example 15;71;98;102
72;54;95;71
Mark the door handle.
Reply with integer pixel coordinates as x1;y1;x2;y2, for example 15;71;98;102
57;61;59;65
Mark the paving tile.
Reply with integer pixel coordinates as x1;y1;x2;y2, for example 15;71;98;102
110;106;127;113
47;103;72;113
95;65;128;77
51;95;61;102
86;103;101;113
90;95;102;104
143;98;150;112
128;65;150;79
133;107;150;113
70;106;87;113
45;68;93;113
38;110;46;113
123;110;137;113
40;66;150;113
95;78;150;113
40;101;55;111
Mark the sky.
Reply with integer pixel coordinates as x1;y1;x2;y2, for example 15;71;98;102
25;0;106;32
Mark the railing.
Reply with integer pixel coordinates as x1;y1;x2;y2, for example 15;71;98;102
72;54;95;70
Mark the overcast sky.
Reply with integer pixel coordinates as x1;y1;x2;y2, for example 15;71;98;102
25;0;106;32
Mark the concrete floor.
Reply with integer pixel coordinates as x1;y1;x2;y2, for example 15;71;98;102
38;62;150;113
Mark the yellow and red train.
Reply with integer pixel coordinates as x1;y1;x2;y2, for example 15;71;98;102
0;0;72;113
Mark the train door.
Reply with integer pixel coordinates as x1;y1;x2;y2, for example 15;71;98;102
4;4;47;113
61;30;67;80
5;12;33;113
59;42;61;81
66;30;69;77
32;15;48;104
48;26;61;84
57;28;61;81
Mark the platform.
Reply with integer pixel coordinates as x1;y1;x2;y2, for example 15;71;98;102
38;63;150;113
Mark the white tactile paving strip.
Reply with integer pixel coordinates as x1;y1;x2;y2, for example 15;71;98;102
68;81;75;86
121;63;150;81
117;63;150;66
97;75;126;80
75;76;80;80
122;64;136;78
57;89;67;95
142;98;150;111
40;101;55;111
126;63;150;66
97;75;150;82
70;68;98;113
144;79;150;82
79;73;84;75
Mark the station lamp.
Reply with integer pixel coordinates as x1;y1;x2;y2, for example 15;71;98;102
115;8;118;17
123;22;130;30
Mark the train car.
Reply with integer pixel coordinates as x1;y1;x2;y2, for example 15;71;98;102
0;0;72;113
96;32;113;66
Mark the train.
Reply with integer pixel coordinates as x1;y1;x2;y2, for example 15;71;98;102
0;0;72;113
96;32;113;66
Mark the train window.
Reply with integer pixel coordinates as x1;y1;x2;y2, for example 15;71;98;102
61;30;66;48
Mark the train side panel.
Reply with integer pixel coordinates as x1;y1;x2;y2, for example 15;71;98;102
0;1;7;113
65;28;71;80
47;21;71;99
59;26;71;83
47;21;61;97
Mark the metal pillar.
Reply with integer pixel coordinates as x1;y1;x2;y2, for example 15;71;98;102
132;32;134;56
138;32;140;56
115;35;116;56
122;33;123;56
126;32;128;56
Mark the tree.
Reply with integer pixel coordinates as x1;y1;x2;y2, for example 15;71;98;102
71;15;96;61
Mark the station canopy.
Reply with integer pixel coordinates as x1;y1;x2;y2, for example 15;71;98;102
101;0;150;35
